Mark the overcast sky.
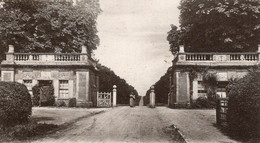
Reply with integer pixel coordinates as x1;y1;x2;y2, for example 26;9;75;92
95;0;181;96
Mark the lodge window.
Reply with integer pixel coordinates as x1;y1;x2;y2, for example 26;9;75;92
23;80;32;95
197;81;207;97
59;80;69;98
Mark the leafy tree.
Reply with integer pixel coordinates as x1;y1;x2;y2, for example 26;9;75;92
167;0;260;53
97;64;139;104
0;0;101;62
167;25;182;54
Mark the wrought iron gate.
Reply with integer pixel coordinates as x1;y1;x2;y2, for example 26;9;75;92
97;92;111;107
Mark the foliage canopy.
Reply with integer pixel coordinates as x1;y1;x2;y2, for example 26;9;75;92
167;0;260;53
0;0;101;61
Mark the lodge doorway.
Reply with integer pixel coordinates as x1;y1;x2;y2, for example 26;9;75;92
38;80;54;106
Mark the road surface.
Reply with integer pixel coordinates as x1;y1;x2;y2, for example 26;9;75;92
33;106;236;143
157;107;237;143
33;106;175;143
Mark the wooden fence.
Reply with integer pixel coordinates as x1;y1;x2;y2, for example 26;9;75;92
216;98;228;127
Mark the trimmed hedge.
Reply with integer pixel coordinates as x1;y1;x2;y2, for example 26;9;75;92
227;68;260;139
0;82;32;127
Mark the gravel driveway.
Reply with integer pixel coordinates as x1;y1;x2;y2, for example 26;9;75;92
32;106;237;143
33;106;176;143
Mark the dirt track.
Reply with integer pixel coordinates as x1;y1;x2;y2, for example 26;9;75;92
33;106;174;143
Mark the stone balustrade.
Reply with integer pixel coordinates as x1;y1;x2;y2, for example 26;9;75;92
2;45;97;66
183;53;259;62
174;45;260;66
14;53;82;62
185;53;213;61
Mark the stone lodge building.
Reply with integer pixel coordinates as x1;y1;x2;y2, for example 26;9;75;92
169;45;260;108
1;45;99;107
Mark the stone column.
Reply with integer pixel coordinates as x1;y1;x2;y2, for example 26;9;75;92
113;85;117;107
150;85;155;108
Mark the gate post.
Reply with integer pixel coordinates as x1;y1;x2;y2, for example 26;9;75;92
113;85;117;107
150;85;155;108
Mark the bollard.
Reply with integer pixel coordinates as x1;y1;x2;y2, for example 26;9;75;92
150;85;155;108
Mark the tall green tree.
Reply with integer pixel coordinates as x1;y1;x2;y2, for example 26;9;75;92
0;0;101;62
167;0;260;53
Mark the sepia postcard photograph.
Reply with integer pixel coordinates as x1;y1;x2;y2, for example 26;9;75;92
0;0;259;142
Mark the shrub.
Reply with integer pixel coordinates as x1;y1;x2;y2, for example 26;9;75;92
68;98;76;107
56;100;66;107
0;82;32;127
56;98;76;107
199;72;218;108
202;72;218;89
227;67;260;139
226;78;239;95
191;97;215;109
32;84;40;106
